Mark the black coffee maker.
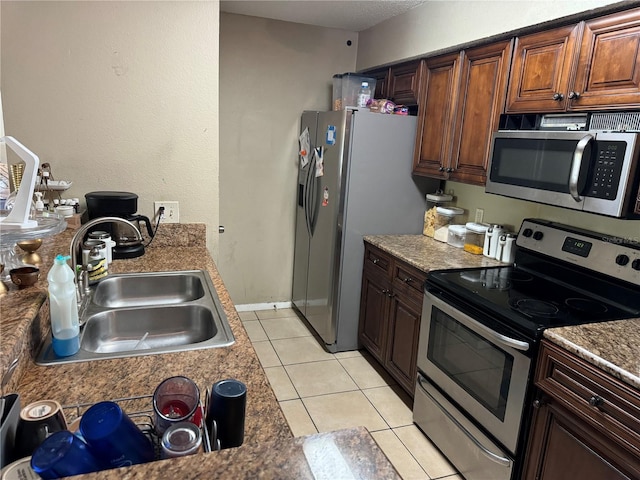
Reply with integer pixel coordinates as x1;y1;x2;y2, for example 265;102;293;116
85;191;154;259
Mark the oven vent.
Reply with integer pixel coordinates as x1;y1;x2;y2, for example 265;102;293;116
589;112;640;132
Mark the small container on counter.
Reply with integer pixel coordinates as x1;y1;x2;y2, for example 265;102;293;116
433;207;464;243
483;224;505;258
495;233;517;264
464;222;489;255
447;225;467;248
423;192;453;238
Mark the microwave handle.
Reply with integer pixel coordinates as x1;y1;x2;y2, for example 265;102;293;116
569;134;594;202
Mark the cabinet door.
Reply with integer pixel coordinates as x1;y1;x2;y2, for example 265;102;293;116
388;60;424;105
358;270;390;363
368;67;390;99
571;8;640;110
449;40;512;185
413;52;461;178
523;400;637;480
506;24;581;113
384;293;421;397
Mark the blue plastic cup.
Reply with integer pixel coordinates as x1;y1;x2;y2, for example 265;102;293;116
79;401;155;469
30;430;105;479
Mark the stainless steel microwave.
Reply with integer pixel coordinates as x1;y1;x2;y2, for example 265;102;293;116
485;130;640;218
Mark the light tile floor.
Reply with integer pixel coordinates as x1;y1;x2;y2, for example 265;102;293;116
240;308;462;480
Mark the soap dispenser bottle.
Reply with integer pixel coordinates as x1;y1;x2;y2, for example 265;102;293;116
48;254;80;357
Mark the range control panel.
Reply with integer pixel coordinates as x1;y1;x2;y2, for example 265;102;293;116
516;218;640;287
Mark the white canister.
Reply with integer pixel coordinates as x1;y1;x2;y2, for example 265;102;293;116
483;224;505;258
496;233;517;263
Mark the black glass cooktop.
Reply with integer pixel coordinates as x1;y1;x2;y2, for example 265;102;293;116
427;263;640;339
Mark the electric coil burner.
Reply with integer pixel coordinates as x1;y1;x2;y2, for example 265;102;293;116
414;218;640;480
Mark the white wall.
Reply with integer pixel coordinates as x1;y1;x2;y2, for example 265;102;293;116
1;1;220;253
357;0;622;69
218;13;358;305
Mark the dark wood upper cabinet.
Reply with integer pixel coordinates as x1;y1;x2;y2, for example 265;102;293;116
412;52;460;179
413;40;512;185
363;60;424;106
573;8;640;110
506;24;581;112
508;7;640;112
387;60;424;105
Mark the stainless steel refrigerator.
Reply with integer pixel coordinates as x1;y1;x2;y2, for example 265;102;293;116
292;110;439;352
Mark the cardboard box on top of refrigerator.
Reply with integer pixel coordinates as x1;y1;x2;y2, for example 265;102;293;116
332;73;376;111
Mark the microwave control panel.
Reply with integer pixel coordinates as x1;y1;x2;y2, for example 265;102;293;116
586;141;626;200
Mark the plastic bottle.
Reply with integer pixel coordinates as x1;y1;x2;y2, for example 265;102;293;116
34;192;45;212
47;254;80;357
357;81;371;108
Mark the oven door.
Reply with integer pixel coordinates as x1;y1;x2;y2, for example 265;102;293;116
416;289;532;453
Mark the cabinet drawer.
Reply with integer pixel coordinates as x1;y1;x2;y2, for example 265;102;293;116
364;244;393;279
536;341;640;456
393;261;427;304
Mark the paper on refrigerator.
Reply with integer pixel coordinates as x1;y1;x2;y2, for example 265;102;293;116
299;127;310;168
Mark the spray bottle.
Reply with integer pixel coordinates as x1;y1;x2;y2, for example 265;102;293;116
47;254;80;357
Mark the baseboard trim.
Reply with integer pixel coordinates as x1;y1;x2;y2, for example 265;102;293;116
234;301;293;312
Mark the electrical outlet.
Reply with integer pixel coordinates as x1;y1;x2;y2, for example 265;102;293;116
475;208;484;223
154;201;180;223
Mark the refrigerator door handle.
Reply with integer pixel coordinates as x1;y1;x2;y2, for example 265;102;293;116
309;154;320;235
304;154;315;236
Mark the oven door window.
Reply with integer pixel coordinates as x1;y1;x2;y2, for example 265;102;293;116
490;137;591;193
428;307;513;422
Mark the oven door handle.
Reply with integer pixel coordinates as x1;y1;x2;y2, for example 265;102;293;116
417;376;512;468
476;322;530;352
427;290;531;352
569;133;593;202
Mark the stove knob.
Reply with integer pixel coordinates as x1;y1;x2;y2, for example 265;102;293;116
616;254;630;266
533;231;544;241
632;259;640;271
522;228;533;238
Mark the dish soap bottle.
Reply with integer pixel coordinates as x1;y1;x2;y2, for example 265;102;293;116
48;254;80;357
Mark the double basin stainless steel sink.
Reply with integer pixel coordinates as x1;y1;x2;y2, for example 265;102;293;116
36;270;235;365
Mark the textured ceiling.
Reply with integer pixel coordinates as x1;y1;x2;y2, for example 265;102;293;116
220;1;426;32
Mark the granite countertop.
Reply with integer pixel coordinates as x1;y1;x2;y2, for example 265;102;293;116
364;234;502;272
75;427;399;480
366;234;640;393
544;320;640;390
0;225;400;478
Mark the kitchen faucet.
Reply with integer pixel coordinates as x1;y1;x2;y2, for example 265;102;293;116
69;216;143;306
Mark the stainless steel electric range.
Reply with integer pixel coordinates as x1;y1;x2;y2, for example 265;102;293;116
413;218;640;480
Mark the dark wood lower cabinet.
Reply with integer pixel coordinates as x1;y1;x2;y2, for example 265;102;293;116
358;270;390;364
384;294;421;395
358;242;426;397
522;340;640;480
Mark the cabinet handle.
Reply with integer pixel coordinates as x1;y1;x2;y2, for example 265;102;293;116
589;395;604;408
439;166;445;172
552;92;564;101
372;258;379;265
568;91;581;100
403;277;413;283
446;167;453;173
532;398;546;409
